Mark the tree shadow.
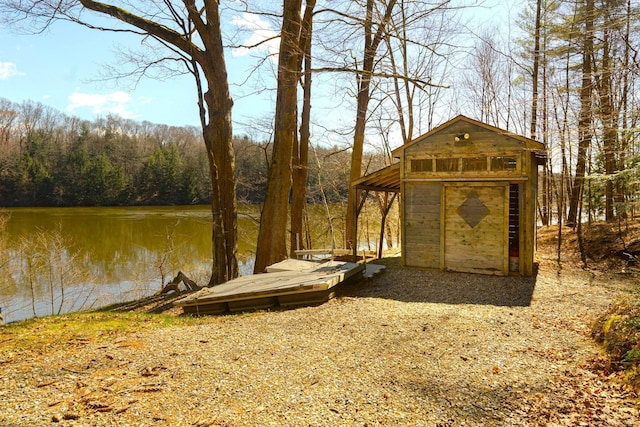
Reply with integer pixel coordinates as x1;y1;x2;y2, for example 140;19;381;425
392;376;546;425
96;292;190;314
338;257;537;307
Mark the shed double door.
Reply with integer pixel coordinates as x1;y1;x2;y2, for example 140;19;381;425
442;183;509;275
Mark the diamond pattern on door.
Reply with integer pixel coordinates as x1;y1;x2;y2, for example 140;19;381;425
456;191;489;228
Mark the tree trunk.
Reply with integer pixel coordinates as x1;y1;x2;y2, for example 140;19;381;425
540;164;549;226
600;17;617;222
290;0;316;258
254;0;303;273
197;1;238;285
529;0;542;141
345;0;397;249
202;119;236;285
617;0;632;219
567;0;594;227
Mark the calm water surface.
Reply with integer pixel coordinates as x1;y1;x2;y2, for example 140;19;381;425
0;206;257;323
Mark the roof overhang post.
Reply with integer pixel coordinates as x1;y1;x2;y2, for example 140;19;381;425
377;192;398;259
353;189;369;263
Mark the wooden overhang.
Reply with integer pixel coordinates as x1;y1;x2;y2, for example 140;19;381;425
352;162;401;193
350;163;400;261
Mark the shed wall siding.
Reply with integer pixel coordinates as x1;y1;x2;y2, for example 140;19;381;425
404;122;527;158
404;182;440;268
391;116;544;276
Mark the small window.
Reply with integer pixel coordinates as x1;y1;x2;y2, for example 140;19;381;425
436;158;459;172
411;158;433;172
462;157;487;172
491;156;517;171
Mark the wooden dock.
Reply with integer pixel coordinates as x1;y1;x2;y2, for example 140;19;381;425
176;259;366;315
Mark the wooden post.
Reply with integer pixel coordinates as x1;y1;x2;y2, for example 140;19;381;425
353;189;369;263
378;192;397;259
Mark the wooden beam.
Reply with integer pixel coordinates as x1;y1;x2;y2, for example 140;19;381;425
355;184;400;192
404;177;528;183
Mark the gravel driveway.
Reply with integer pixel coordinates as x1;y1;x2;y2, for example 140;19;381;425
1;258;638;426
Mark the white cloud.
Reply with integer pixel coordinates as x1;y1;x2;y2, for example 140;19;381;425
0;62;21;80
67;91;145;119
231;13;279;58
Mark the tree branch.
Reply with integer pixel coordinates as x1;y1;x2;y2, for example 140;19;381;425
78;0;200;57
310;66;448;89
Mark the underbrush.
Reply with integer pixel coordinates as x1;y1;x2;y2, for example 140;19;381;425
537;219;640;272
537;219;640;389
591;296;640;390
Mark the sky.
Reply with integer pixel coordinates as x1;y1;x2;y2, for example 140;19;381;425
0;4;284;134
0;1;514;140
1;20;195;125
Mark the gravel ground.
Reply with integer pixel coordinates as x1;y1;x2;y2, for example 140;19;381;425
1;257;639;426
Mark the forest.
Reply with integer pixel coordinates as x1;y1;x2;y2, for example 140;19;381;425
0;98;367;207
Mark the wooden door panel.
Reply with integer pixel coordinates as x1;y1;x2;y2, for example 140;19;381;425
444;184;507;275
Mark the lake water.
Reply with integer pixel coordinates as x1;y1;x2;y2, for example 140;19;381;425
0;206;259;324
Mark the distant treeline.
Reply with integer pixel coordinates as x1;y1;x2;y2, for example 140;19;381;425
0;98;375;207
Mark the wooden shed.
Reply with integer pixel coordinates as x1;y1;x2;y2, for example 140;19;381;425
353;115;546;276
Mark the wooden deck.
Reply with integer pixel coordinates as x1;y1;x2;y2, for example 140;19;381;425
176;259;366;315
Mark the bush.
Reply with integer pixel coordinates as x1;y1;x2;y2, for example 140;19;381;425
592;296;640;388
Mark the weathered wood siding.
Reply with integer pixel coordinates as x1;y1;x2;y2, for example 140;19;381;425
521;152;539;276
394;115;544;276
403;182;440;268
443;183;508;275
404;121;525;159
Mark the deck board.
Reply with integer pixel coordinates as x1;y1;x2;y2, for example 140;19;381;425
176;260;364;314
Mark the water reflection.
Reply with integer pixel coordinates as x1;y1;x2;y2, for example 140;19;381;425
0;206;257;323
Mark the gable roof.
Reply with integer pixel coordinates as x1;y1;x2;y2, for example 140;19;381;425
391;115;546;158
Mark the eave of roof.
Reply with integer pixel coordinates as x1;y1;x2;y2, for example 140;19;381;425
352;163;400;193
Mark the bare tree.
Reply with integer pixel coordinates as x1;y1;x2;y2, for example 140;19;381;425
290;0;317;258
382;0;457;139
344;0;398;250
254;0;304;273
529;0;542;140
0;0;238;285
567;0;594;227
461;30;513;128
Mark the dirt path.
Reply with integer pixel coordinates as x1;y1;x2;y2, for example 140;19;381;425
1;259;638;426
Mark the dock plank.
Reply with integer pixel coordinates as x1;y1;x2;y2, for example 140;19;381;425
176;260;364;313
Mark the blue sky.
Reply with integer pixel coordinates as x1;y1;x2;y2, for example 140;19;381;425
0;1;513;139
0;7;282;133
1;20;197;126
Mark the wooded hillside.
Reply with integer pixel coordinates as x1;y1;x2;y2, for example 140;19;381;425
0;98;375;207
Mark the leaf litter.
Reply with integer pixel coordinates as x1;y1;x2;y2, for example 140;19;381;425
0;259;638;426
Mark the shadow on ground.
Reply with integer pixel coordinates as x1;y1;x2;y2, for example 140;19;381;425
99;256;537;315
338;257;537;307
97;292;188;314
